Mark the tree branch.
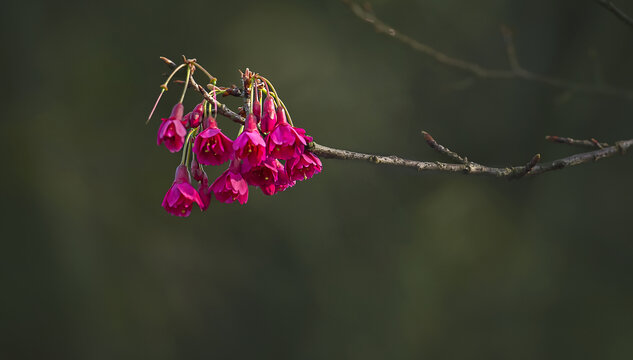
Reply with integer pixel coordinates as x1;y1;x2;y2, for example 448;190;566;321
342;0;633;99
187;79;633;179
594;0;633;29
308;137;632;179
155;57;632;180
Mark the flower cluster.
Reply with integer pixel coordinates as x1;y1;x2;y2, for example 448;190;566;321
151;63;322;217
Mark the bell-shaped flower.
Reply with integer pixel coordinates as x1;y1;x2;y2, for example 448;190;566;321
233;114;266;169
243;157;279;193
260;159;295;195
210;160;249;204
285;152;322;181
266;107;306;160
192;117;234;166
161;164;204;216
157;103;187;153
260;96;277;133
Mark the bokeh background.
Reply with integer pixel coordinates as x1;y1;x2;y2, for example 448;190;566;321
2;0;633;358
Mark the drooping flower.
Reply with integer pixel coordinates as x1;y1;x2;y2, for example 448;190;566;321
286;152;322;181
192;117;234;166
260;159;295;195
191;157;212;211
233;114;266;169
210;160;249;204
157;103;187;153
266;106;306;160
161;164;204;216
243;157;279;194
260;96;277;133
275;160;295;191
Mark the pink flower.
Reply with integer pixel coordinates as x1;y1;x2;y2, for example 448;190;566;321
192;117;234;166
162;164;204;217
191;158;212;211
286;152;322;181
266;107;306;160
157;103;187;153
210;160;249;204
260;96;276;133
260;159;295;195
243;157;279;194
233;114;266;169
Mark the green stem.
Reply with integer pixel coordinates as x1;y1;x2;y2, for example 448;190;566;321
193;63;216;83
185;141;193;167
180;129;198;165
260;87;294;126
249;80;255;114
179;65;192;104
262;78;281;106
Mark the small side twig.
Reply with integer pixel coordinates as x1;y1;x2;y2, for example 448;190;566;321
511;154;541;179
421;131;468;164
500;25;523;74
594;0;633;29
545;135;609;149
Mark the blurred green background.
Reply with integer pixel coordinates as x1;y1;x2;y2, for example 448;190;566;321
2;0;633;358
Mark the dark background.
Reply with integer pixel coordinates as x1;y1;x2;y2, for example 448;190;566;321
2;0;633;358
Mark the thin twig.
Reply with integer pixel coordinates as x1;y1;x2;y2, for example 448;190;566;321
545;135;609;149
594;0;633;29
342;0;633;99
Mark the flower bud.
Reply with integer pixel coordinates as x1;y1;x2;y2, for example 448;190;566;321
253;95;262;124
189;103;204;128
260;96;277;133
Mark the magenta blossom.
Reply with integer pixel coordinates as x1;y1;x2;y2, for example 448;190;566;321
233;114;266;169
162;164;204;217
210;160;249;204
191;158;212;211
243;157;279;194
157;103;187;153
266;107;306;160
260;159;295;195
192;117;234;166
260;96;277;133
286;152;322;181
